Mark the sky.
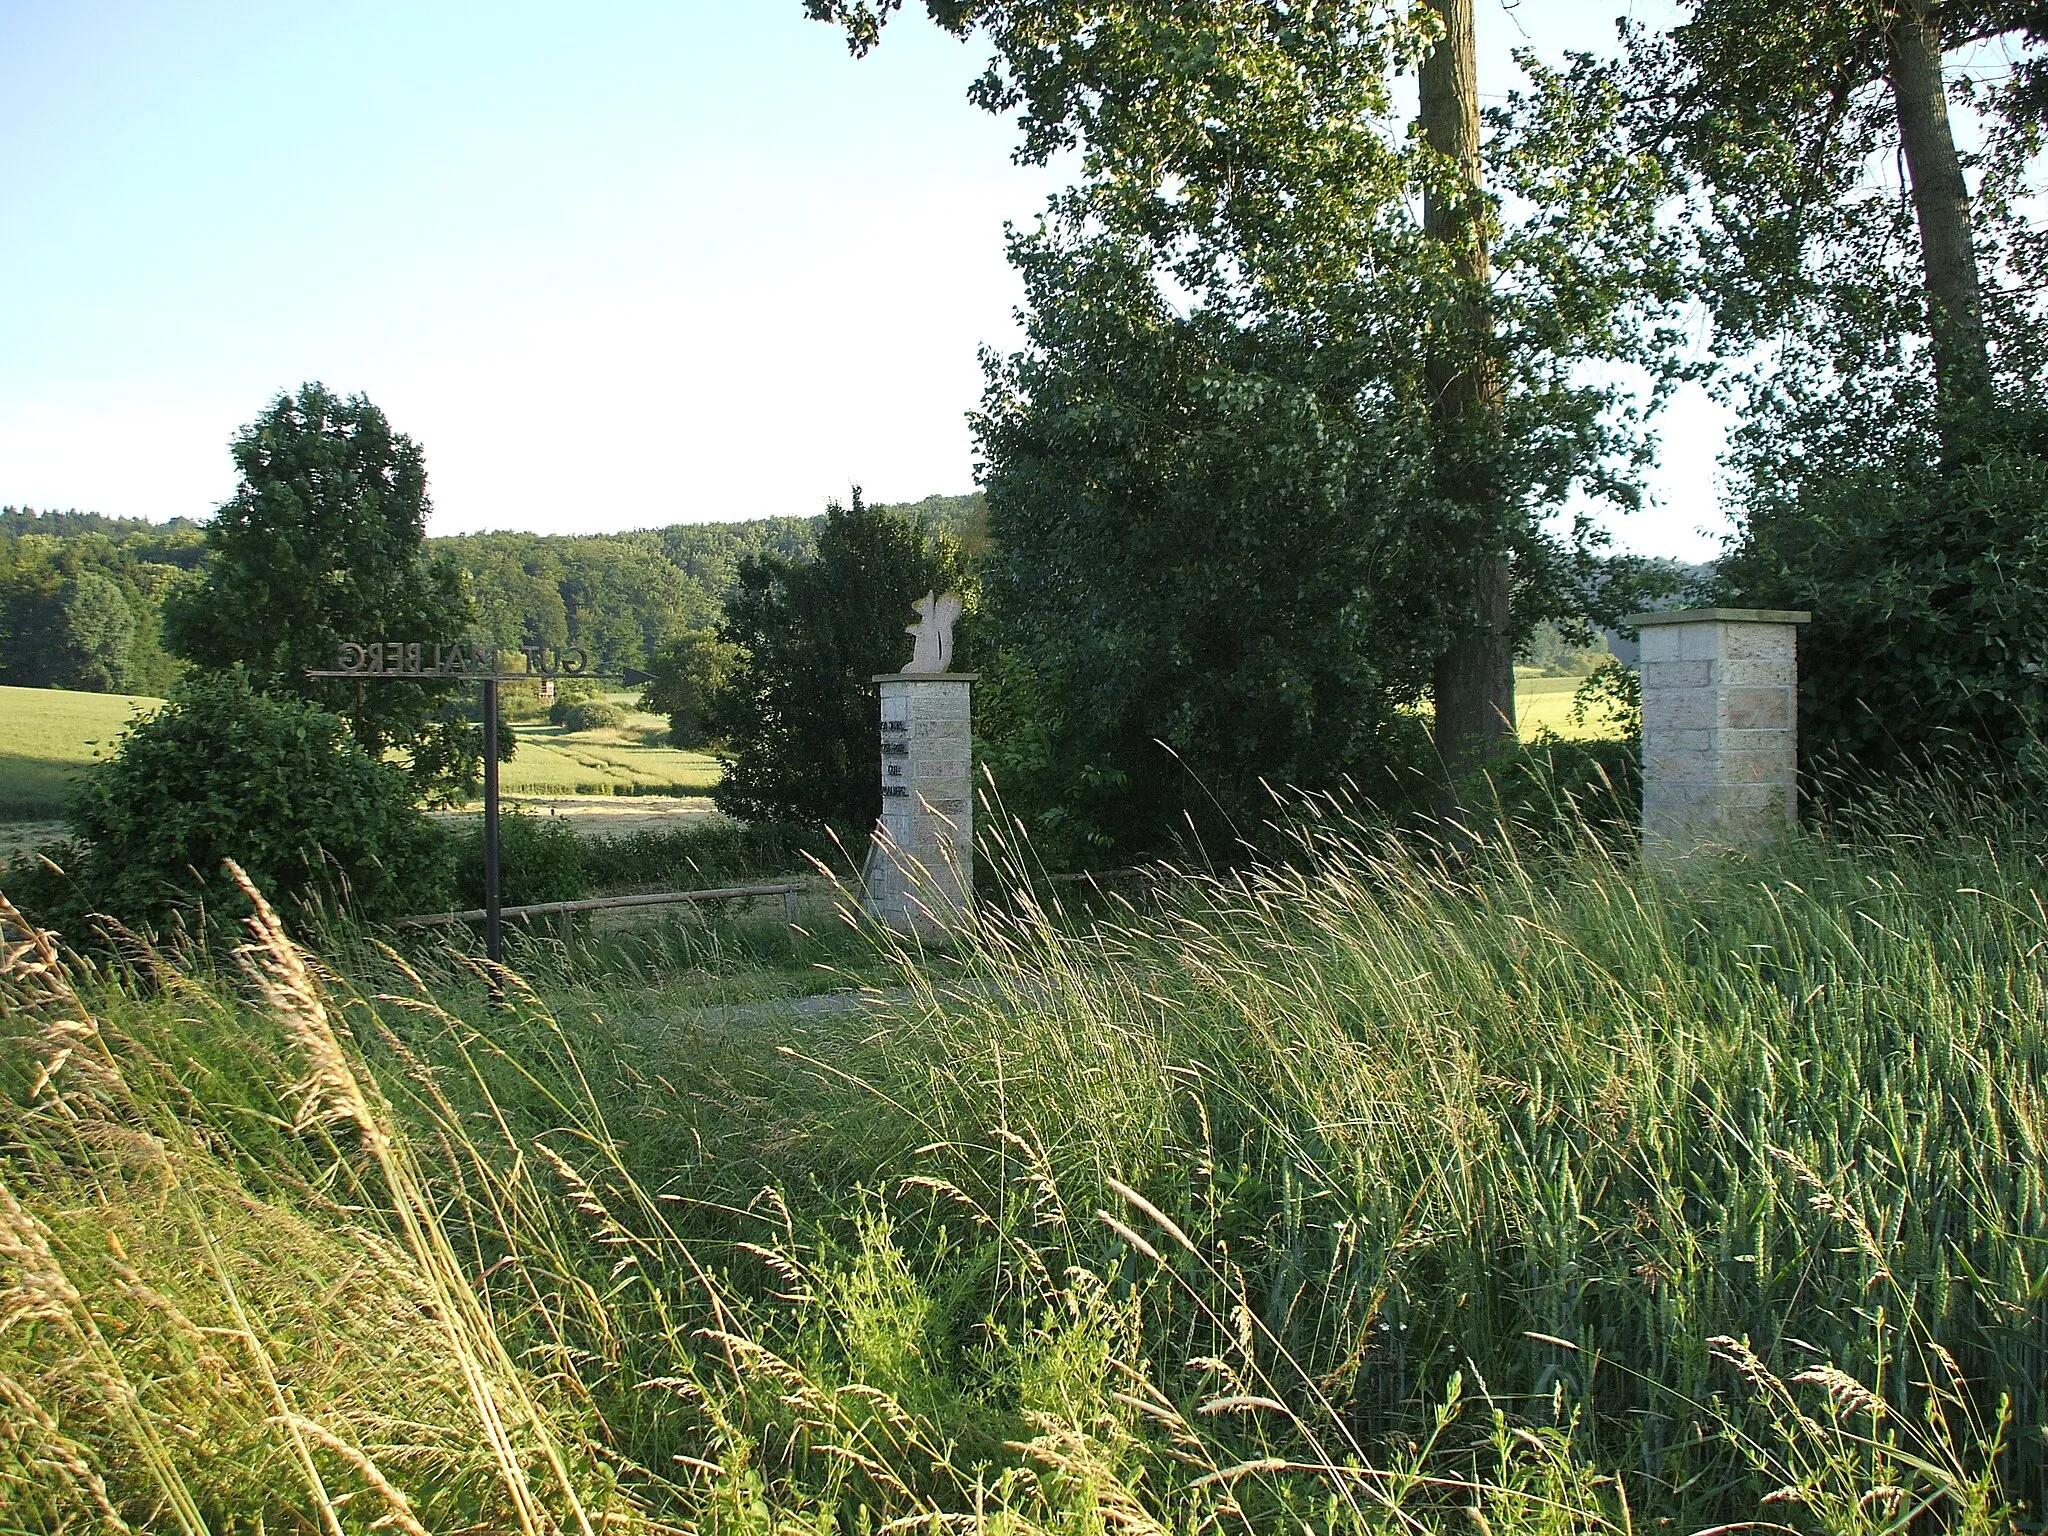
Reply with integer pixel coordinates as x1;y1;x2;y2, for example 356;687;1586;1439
0;0;1730;560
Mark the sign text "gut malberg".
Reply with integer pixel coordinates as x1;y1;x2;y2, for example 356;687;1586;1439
325;641;590;678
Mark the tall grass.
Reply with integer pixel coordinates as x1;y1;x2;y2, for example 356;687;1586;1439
2;779;2042;1532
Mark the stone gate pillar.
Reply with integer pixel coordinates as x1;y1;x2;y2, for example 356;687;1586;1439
1623;608;1810;862
864;671;976;934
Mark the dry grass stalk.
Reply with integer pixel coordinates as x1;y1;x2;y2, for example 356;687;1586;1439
226;861;384;1146
0;890;127;1114
288;1415;434;1536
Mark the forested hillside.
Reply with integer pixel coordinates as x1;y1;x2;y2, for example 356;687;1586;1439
0;493;981;688
0;510;207;694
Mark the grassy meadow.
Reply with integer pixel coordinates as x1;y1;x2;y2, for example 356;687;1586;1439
501;705;723;797
1513;670;1612;739
0;677;1611;833
5;780;2043;1533
0;684;163;819
0;685;720;823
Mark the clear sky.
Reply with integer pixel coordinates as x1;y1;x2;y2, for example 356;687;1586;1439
0;1;1729;559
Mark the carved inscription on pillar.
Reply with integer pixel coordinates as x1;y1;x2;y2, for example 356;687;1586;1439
864;672;975;935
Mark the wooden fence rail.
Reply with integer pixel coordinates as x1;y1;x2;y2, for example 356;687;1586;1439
399;881;806;941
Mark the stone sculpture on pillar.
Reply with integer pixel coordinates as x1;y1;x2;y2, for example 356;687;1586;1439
864;593;975;934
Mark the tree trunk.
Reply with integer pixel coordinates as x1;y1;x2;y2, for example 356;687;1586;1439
1887;0;1989;411
1420;0;1515;795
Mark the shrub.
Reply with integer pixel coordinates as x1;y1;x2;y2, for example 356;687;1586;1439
1720;402;2048;785
449;809;590;908
579;819;843;891
7;669;449;933
549;698;625;732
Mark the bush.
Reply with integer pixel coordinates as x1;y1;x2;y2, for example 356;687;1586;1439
549;697;625;732
1721;402;2048;785
449;809;590;909
5;669;449;933
579;820;842;891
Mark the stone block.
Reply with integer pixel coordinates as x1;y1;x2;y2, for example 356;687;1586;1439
1679;623;1723;661
1724;687;1791;730
1717;749;1795;786
1643;749;1716;785
1643;660;1711;691
1719;728;1791;758
1723;624;1796;662
1713;657;1797;689
1638;625;1682;662
1645;689;1718;733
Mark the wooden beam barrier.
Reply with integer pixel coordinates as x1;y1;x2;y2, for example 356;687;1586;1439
399;881;806;932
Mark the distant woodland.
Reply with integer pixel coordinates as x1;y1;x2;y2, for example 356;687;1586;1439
0;494;984;692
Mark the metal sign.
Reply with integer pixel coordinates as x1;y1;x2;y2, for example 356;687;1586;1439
307;641;591;680
308;640;647;964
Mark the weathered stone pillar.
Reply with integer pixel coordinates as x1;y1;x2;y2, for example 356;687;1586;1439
864;672;975;934
1624;608;1810;861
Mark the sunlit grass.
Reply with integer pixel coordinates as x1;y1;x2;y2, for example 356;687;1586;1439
1514;670;1613;739
4;777;2039;1531
500;709;723;796
0;683;162;818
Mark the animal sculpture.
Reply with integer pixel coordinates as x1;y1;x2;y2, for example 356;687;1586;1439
904;591;963;673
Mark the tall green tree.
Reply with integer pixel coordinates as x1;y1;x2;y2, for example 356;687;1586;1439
165;384;485;797
1631;3;2048;782
711;493;964;830
1418;0;1515;782
1628;0;2047;420
61;570;137;693
807;1;1684;847
641;625;737;749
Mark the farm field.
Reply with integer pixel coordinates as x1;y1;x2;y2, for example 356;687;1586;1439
1512;668;1610;738
0;678;1611;832
0;685;721;823
500;708;724;797
0;683;162;819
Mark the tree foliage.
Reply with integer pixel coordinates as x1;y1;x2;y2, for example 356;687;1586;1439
0;512;201;694
1632;4;2048;783
1720;408;2048;780
163;384;483;798
61;571;138;693
640;625;738;749
711;493;964;830
811;0;1687;855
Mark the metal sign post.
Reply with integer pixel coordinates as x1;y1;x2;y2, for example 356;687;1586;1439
482;673;501;960
308;641;647;964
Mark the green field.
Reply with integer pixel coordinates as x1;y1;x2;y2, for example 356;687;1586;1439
500;709;723;796
1512;669;1611;738
0;683;163;818
0;685;721;819
2;680;1606;826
